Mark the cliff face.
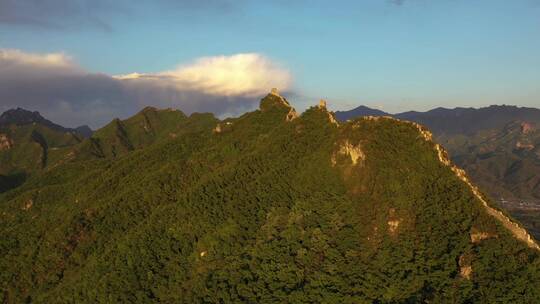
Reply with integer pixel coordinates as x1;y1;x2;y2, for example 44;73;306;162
1;92;540;303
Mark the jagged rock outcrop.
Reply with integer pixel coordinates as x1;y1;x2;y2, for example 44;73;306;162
333;140;365;166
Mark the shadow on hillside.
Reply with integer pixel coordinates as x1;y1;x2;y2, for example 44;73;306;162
0;173;27;193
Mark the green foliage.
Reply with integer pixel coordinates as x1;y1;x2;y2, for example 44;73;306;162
1;96;539;303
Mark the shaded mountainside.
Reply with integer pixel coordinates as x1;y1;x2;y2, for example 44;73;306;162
0;108;92;137
0;121;83;177
1;92;540;303
0;107;216;192
0;108;90;185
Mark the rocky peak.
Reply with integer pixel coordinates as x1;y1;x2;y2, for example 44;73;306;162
260;88;296;115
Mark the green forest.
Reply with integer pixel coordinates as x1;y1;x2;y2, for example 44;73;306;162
1;94;540;303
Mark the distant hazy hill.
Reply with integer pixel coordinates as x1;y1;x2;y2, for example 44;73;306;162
337;104;540;135
0;108;92;137
334;105;389;121
395;105;540;135
1;92;539;303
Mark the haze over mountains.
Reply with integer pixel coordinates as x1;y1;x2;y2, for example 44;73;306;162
1;92;540;302
336;105;540;135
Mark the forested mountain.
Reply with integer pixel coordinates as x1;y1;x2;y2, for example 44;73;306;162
337;104;540;239
0;109;85;184
0;107;217;193
1;92;540;303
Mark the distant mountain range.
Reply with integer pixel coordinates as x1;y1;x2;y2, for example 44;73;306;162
336;104;540;135
1;92;540;302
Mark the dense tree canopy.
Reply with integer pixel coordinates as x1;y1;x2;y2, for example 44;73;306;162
1;94;539;303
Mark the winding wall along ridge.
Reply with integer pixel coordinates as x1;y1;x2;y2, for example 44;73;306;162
414;121;540;251
360;116;540;251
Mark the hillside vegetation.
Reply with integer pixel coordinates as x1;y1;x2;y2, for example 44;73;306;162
336;104;540;240
1;94;540;303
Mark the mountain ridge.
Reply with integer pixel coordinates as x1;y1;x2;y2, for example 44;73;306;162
0;108;93;138
2;92;540;302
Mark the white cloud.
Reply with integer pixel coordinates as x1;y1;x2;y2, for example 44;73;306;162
0;49;76;70
115;53;292;97
0;49;294;128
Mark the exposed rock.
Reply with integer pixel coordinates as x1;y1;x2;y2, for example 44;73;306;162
22;199;33;211
326;112;339;126
387;220;400;234
0;133;13;150
213;122;233;133
286;108;299;121
516;141;534;150
387;208;400;235
459;254;472;280
470;231;493;243
333;140;365;166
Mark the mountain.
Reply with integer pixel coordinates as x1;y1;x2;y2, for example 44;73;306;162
0;108;93;137
72;106;218;160
336;104;540;136
0;108;66;131
0;108;94;182
0;107;216;192
395;105;540;136
334;105;389;121
74;125;93;138
1;91;539;303
336;104;540;239
0;109;84;179
441;121;540;238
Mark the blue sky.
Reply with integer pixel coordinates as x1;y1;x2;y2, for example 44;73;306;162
1;0;540;127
